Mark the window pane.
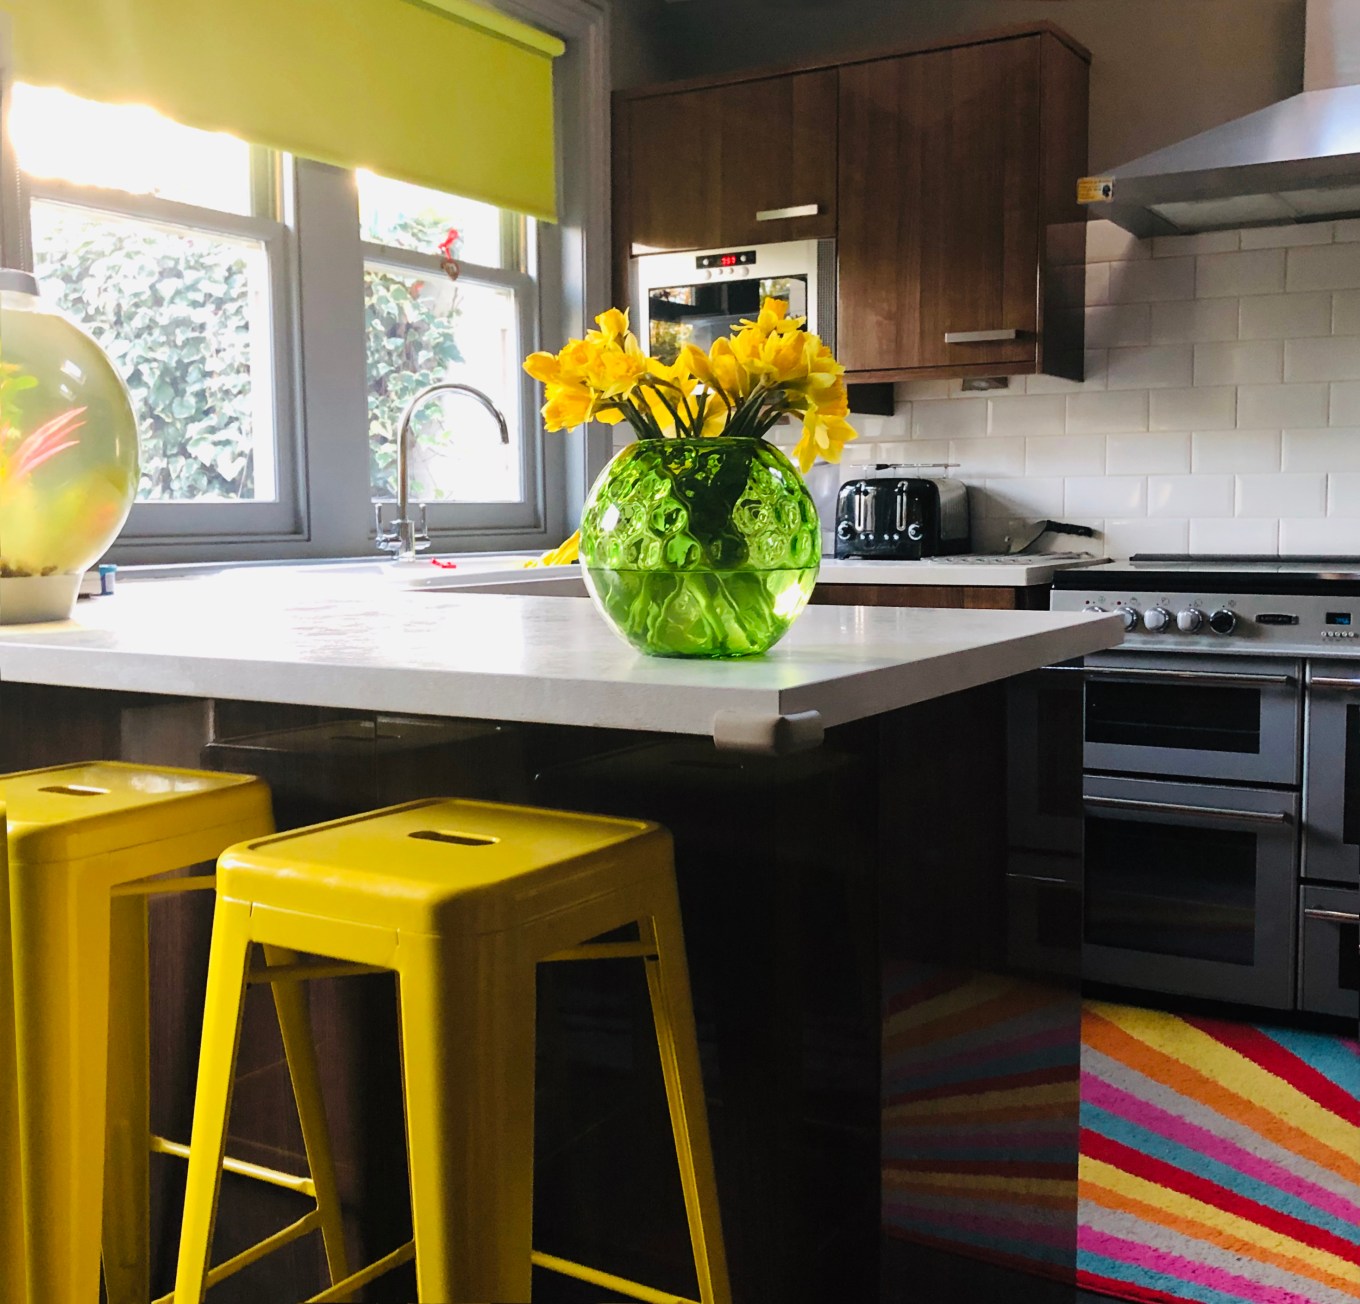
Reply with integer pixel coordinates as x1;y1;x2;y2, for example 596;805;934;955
31;201;277;502
357;170;505;267
12;86;254;216
365;265;522;504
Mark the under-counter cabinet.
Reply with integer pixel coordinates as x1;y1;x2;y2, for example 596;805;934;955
613;23;1090;384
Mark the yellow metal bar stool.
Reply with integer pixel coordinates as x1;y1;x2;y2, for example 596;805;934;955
0;802;26;1304
174;798;732;1304
0;761;349;1304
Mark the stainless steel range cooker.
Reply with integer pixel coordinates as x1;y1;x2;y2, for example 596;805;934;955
1009;556;1359;1024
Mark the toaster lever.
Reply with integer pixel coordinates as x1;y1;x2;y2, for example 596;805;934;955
894;482;910;533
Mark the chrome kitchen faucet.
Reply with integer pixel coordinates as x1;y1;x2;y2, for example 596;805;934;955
374;382;510;562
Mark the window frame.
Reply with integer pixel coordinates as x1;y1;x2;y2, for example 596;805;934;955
1;0;609;565
26;165;305;540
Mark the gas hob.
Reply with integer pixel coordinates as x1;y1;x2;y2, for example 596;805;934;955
1050;555;1360;654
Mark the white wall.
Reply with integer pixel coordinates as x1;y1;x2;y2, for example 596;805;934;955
836;219;1360;558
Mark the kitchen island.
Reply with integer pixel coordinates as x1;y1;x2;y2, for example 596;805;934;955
0;576;1122;1304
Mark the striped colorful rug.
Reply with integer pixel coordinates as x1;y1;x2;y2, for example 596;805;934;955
1078;1001;1360;1304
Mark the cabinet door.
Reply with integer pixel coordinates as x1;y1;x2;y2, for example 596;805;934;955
618;70;837;255
838;38;1041;375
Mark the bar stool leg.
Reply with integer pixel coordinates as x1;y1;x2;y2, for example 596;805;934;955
397;936;537;1304
0;815;25;1304
103;892;152;1304
262;943;353;1294
173;896;253;1304
12;870;116;1304
641;898;733;1304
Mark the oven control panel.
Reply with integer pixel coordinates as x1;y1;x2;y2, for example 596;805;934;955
1051;590;1359;651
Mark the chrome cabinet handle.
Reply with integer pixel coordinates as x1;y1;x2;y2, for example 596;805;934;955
1303;907;1360;925
755;204;820;222
1309;676;1360;690
944;329;1019;343
1083;795;1291;825
1048;665;1294;687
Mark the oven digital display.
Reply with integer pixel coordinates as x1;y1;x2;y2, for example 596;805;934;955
1327;612;1353;626
696;250;756;269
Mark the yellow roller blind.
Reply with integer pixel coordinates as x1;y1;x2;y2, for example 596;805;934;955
4;0;564;221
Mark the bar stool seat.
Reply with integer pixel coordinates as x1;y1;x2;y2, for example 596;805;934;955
174;797;732;1304
0;761;347;1304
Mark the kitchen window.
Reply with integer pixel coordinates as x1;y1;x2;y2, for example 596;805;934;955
5;78;568;559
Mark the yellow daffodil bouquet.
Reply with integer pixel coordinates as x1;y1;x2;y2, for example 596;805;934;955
523;300;857;473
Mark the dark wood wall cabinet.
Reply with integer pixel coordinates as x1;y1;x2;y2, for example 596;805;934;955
613;22;1090;384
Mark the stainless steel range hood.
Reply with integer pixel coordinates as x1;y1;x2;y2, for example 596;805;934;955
1081;0;1360;237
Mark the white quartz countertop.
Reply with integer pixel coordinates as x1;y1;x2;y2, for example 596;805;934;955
817;555;1109;586
0;575;1123;748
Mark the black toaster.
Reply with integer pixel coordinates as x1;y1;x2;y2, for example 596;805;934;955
833;470;970;560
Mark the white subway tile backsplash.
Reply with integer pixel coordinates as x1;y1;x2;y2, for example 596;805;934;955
1149;298;1239;344
1335;291;1360;336
1194;340;1284;386
894;379;956;401
1328;473;1360;516
1106;432;1191;475
1192;430;1281;474
1333;383;1360;426
1107;344;1195;390
1287;242;1360;292
1066;390;1149;435
1237;473;1326;517
1026;435;1107;477
1239;292;1332;340
1153;231;1239;258
1085;262;1111;306
979;478;1065;519
1107;257;1196;304
987;394;1067;438
1235;382;1329;429
1025;351;1109;394
1189;518;1280;554
1336;219;1360;243
1064;476;1147;517
1280;517;1360;555
912;398;987;441
1149;386;1237;432
1239;223;1334;250
948;437;1027;478
1087;220;1149;263
1103;518;1190;558
1197;248;1286;298
1086;304;1151;348
1284;337;1360;383
1148;474;1234;518
1283;428;1360;472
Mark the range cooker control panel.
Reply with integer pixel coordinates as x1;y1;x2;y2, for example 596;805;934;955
1051;590;1358;650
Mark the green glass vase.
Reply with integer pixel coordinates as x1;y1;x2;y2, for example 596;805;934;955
579;436;821;658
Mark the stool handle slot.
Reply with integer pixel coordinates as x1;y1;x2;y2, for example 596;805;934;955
37;783;109;796
409;829;499;847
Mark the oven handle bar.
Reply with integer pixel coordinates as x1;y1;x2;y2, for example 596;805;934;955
1083;795;1292;825
1043;665;1295;688
756;204;820;221
1309;676;1360;691
1303;907;1360;925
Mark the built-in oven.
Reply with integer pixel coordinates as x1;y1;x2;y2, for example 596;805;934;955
1299;885;1359;1020
631;239;836;366
1304;661;1360;886
1082;774;1299;1009
1081;653;1302;787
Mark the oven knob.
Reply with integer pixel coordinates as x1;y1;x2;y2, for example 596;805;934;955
699;269;713;281
1209;608;1237;635
1176;608;1205;633
1142;607;1171;633
1118;608;1138;632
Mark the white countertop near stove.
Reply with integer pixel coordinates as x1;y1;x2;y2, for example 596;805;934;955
0;572;1123;746
817;554;1109;587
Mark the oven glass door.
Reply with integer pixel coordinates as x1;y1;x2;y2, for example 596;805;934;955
645;275;809;364
1304;663;1360;886
1082;654;1301;786
1082;775;1298;1009
1299;885;1359;1020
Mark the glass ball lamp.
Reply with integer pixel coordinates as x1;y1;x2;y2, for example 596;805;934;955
0;269;139;622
